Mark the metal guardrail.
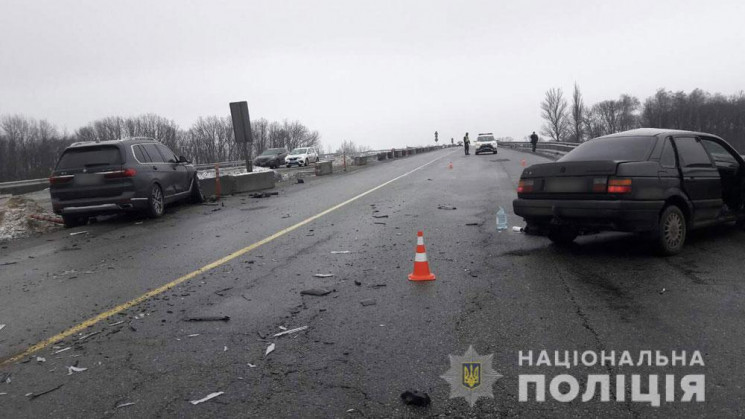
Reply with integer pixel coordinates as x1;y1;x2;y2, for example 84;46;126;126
1;145;455;195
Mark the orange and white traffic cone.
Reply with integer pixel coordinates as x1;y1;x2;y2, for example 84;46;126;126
408;231;436;281
448;162;453;170
520;159;526;167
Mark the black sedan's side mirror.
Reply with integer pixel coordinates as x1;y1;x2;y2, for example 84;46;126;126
178;156;190;164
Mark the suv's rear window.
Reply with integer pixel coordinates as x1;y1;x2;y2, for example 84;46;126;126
56;146;123;170
559;136;656;162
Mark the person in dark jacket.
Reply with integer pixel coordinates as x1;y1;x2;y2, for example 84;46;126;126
464;133;470;155
530;131;539;152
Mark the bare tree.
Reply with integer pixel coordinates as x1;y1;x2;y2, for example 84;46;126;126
540;88;570;141
569;83;585;143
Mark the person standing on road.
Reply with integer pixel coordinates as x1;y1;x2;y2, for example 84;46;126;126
530;131;539;152
464;133;470;155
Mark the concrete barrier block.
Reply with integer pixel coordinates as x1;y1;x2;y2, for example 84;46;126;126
353;156;367;165
315;161;333;176
231;171;275;193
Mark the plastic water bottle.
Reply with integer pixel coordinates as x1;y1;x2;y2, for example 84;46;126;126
496;207;508;231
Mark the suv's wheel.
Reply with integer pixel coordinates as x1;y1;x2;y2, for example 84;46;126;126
62;214;87;228
548;225;578;245
147;184;165;218
190;175;204;204
657;205;686;255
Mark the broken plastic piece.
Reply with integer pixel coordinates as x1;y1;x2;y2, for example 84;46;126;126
300;288;332;296
247;363;256;368
67;366;88;375
360;299;377;306
330;251;351;254
53;347;71;354
184;316;230;322
36;357;46;363
400;389;431;406
273;326;308;337
116;402;136;409
265;343;275;357
313;274;334;278
0;324;5;332
190;391;224;405
69;231;88;236
512;226;524;232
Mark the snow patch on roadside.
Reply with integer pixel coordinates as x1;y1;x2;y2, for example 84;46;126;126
0;196;61;242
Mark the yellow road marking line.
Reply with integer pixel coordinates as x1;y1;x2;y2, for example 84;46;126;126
1;150;455;366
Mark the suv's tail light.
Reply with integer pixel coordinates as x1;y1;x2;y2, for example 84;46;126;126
517;179;534;193
104;168;137;179
607;178;632;194
49;175;73;184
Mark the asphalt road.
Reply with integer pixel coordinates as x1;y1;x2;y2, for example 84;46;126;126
1;147;744;418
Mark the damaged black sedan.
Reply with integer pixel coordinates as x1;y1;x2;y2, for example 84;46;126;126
513;128;745;254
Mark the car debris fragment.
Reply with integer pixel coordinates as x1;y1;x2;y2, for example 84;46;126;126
273;326;308;337
190;391;224;405
300;288;333;296
400;389;431;406
313;273;334;278
67;366;88;375
265;343;275;357
330;251;351;254
28;384;64;400
53;347;71;354
360;299;377;306
184;316;231;322
437;205;456;210
0;324;5;332
69;231;88;236
116;402;136;409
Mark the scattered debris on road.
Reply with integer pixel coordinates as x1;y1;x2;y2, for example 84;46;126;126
249;191;279;198
77;331;100;342
184;316;231;322
360;299;377;306
354;280;362;286
187;334;200;337
297;178;305;184
190;391;224;405
0;262;18;266
116;402;136;409
36;357;46;363
69;231;88;236
465;223;480;226
67;366;88;375
265;343;275;357
400;389;431;406
273;326;308;337
437;205;456;210
512;226;524;233
313;273;334;278
372;215;389;218
660;288;667;294
0;324;5;332
300;288;333;296
331;251;351;254
53;347;71;354
247;363;256;368
213;287;233;296
28;383;64;400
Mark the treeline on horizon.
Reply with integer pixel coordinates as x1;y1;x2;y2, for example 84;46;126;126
0;114;321;182
540;86;745;151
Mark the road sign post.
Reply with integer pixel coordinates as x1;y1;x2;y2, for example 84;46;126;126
229;101;253;172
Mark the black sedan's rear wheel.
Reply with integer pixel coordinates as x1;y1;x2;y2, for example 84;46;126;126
147;184;165;218
657;205;686;255
548;225;578;246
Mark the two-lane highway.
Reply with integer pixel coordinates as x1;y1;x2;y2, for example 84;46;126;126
1;147;744;417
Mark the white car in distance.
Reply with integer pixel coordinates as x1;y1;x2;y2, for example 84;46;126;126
285;147;319;167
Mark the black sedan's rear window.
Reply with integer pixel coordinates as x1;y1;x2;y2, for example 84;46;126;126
56;146;123;170
559;136;656;162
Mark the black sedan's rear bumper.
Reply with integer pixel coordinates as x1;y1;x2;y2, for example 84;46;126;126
513;198;665;232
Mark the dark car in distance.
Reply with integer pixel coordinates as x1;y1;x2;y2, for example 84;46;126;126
50;137;203;227
254;148;288;169
513;129;745;254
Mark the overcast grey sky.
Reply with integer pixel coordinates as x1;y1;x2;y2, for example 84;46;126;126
1;0;744;150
